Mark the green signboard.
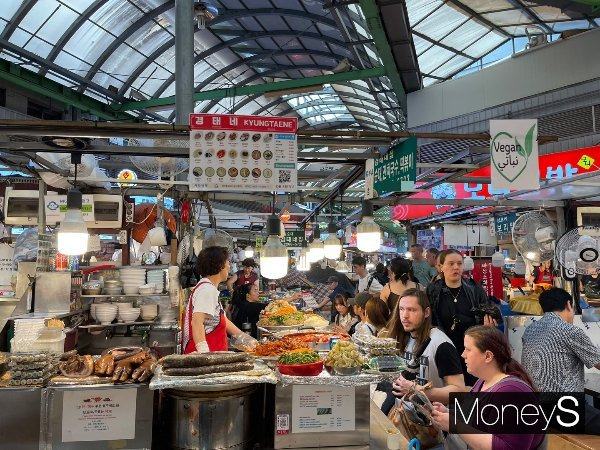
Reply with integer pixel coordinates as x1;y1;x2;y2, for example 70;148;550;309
494;212;516;237
365;137;417;198
281;230;306;248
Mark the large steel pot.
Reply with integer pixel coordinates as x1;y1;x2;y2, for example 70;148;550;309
160;383;258;449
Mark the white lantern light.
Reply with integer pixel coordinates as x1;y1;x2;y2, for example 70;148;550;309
323;223;342;260
404;251;412;259
308;226;324;262
57;189;88;255
356;200;380;253
492;250;505;268
463;255;475;271
244;245;254;258
259;214;288;280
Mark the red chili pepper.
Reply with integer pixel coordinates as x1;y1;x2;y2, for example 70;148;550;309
181;199;190;224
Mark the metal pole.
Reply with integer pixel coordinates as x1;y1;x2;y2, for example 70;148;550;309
175;0;194;125
38;179;46;234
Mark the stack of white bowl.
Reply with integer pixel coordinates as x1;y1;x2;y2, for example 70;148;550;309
119;268;147;295
103;279;123;295
95;304;118;325
147;269;165;293
140;304;158;321
117;304;140;323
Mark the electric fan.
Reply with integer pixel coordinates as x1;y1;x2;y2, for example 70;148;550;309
555;226;600;278
37;152;110;189
194;228;235;255
127;138;189;185
511;211;557;264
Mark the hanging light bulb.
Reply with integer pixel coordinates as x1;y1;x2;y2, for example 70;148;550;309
260;214;288;279
244;245;254;258
308;222;324;262
492;248;505;268
323;222;342;260
356;199;380;252
335;249;349;272
463;255;475;271
404;251;412;259
57;188;88;255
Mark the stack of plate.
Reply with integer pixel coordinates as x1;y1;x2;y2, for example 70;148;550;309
103;280;123;295
147;269;165;293
119;268;147;295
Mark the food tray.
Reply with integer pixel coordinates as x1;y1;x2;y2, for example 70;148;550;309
277;360;324;376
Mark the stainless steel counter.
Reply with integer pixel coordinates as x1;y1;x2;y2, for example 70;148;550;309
0;386;42;450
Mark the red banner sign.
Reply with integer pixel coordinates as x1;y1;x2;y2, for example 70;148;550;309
190;113;297;133
391;144;600;221
472;260;503;299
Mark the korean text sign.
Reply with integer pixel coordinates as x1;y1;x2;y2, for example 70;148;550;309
282;230;307;248
365;137;416;198
494;212;516;237
189;113;298;192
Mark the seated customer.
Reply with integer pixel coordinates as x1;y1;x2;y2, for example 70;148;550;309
432;326;544;450
522;287;600;434
348;292;374;337
333;293;358;332
365;298;390;336
384;289;465;406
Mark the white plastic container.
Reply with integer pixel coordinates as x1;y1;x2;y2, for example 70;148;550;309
30;331;65;354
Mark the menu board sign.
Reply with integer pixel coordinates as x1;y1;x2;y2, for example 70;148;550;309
189;113;298;192
291;385;355;433
62;388;137;442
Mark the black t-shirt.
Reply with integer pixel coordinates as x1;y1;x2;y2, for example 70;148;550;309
583;275;600;299
435;285;478;386
434;341;464;379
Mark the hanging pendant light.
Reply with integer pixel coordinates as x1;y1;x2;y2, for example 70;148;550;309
463;254;475;271
244;245;254;258
260;213;288;279
324;222;342;260
57;188;89;255
297;246;311;271
356;199;380;253
492;248;505;268
57;153;88;255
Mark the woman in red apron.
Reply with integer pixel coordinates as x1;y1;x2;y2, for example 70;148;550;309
182;246;243;353
531;261;553;285
226;258;259;292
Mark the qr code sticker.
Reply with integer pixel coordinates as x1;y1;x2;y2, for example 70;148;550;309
276;414;289;434
279;170;291;183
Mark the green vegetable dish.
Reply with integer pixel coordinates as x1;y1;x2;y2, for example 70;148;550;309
278;350;321;365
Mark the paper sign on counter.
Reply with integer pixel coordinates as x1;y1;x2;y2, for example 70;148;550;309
291;385;355;433
62;388;137;442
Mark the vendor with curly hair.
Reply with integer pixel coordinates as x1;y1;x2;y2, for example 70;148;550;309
182;246;244;353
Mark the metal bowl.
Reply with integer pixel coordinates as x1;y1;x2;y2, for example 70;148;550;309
324;365;362;376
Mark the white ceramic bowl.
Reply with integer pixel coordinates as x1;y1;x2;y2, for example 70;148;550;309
90;304;97;320
114;302;133;311
123;286;140;295
118;308;140;322
96;310;117;325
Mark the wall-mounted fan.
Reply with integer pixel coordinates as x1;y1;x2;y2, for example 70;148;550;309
511;211;557;264
127;138;189;185
555;226;600;278
193;228;234;256
37;152;110;189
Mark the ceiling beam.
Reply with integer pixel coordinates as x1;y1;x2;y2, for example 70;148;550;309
0;59;134;122
357;0;407;111
116;67;386;111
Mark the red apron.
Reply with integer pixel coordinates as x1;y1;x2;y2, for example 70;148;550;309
183;281;229;354
536;270;552;284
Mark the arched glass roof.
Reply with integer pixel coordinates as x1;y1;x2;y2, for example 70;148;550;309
0;0;597;130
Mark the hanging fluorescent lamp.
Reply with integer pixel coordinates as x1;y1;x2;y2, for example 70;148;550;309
57;188;89;255
308;223;324;263
323;222;342;260
492;248;505;268
260;213;288;279
244;245;254;258
356;199;380;253
463;255;475;271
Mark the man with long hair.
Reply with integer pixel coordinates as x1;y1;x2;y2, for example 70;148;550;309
383;288;465;408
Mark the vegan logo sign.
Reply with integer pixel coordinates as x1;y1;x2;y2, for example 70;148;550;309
490;120;540;191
